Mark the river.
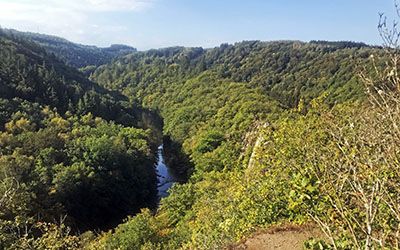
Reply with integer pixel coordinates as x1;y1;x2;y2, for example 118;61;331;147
156;144;177;198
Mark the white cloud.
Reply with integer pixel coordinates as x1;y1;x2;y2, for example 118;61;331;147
83;0;153;12
0;0;154;46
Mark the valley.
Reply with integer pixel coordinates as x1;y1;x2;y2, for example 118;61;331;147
0;26;399;250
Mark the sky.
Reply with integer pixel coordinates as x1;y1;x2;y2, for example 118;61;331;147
0;0;396;50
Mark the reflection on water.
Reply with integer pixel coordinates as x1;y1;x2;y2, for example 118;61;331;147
156;144;176;198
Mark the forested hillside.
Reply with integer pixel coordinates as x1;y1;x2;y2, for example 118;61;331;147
92;41;373;108
90;41;375;178
0;28;146;127
0;30;158;249
86;41;398;249
0;26;398;249
2;29;136;69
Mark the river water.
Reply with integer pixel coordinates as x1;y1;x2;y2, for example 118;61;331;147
156;144;177;198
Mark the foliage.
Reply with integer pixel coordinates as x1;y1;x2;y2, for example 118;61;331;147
2;28;137;68
0;108;157;248
87;40;390;249
0;31;140;126
3;25;399;250
91;40;373;109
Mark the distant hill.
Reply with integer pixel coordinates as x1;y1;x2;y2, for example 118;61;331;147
2;28;137;68
92;40;377;110
309;40;371;49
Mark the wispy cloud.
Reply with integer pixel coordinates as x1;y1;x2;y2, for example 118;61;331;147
82;0;153;12
0;0;154;46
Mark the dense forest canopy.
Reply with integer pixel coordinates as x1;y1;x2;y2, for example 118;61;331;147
2;29;137;68
0;30;159;248
0;29;147;127
86;40;394;249
92;40;375;109
0;25;399;250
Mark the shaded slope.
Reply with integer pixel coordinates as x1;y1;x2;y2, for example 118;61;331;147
2;28;136;68
0;30;140;126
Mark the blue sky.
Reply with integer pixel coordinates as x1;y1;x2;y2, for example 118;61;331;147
0;0;396;50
